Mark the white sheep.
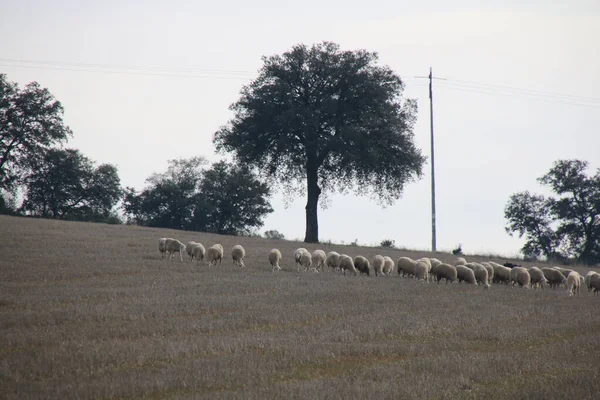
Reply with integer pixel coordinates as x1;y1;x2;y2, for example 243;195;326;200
231;245;246;267
515;268;531;288
269;249;282;272
354;256;371;276
158;238;169;259
372;255;385;277
491;263;511;284
479;262;494;285
584;271;599;292
294;248;309;271
382;256;395;276
190;243;206;263
185;241;197;260
326;251;340;271
298;250;312;272
456;265;477;284
434;263;458;284
541;267;568;289
164;238;186;262
212;244;224;265
473;264;490;288
567;271;581;296
415;260;429;282
205;246;222;267
455;257;467;266
337;254;358;275
397;257;417;278
528;267;548;289
311;250;327;272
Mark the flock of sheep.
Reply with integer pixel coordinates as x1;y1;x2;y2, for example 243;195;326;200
157;238;600;296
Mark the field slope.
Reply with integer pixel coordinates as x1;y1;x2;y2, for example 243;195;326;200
1;215;599;399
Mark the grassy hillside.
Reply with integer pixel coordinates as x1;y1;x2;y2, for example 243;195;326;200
1;215;599;399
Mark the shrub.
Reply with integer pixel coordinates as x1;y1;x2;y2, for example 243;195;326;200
264;229;285;240
380;239;396;248
452;244;463;255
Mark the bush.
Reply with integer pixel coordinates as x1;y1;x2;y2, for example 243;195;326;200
350;239;359;246
452;244;463;255
264;229;285;240
380;239;395;248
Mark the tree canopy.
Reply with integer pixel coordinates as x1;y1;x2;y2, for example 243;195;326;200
214;42;425;243
20;148;122;222
122;158;273;235
505;159;600;264
0;74;72;192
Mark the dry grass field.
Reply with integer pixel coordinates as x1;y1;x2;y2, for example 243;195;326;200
1;215;599;399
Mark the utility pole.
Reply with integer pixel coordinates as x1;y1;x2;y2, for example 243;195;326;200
429;67;436;253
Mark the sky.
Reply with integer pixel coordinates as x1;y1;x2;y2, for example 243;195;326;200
1;0;599;257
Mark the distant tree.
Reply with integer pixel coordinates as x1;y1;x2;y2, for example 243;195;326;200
193;161;273;235
0;74;72;193
505;159;600;264
123;158;273;235
20;148;122;221
214;42;425;243
264;229;285;240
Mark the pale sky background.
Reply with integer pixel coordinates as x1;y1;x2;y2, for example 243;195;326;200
1;1;599;257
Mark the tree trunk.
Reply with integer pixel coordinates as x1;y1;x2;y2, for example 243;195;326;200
304;162;321;243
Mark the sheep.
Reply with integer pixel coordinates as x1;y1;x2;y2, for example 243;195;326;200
429;258;443;282
555;267;575;279
541;267;568;289
294;248;309;271
590;273;600;296
213;244;224;265
158;238;169;259
455;257;467;266
529;267;548;289
337;254;358;275
492;264;512;284
231;245;246;267
372;255;385;277
584;271;599;292
415;260;429;282
382;256;395;276
397;257;417;278
480;262;494;285
473;264;490;288
164;238;186;262
205;246;222;267
186;241;197;260
456;265;477;284
298;250;312;272
515;268;531;288
190;243;206;263
269;249;282;272
567;271;581;296
434;263;458;284
418;257;432;271
510;267;522;286
326;251;340;271
311;250;327;272
354;256;371;276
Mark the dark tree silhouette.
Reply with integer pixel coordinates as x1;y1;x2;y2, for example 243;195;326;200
214;42;425;243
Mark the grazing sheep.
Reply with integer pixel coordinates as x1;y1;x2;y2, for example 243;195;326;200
529;267;548;289
430;258;442;269
186;241;197;260
456;265;477;284
480;262;494;285
455;257;467;266
205;246;222;266
584;271;599;292
294;248;309;271
415;260;429;282
473;265;491;288
354;256;371;276
191;243;206;263
372;255;385;276
590;273;600;296
541;267;568;289
493;265;512;285
397;257;418;278
231;245;246;267
269;249;282;272
434;263;458;284
298;250;312;272
515;268;531;288
326;251;340;271
164;238;186;262
158;238;169;259
382;256;395;276
418;258;432;272
338;254;358;275
567;271;581;296
209;244;224;265
311;250;327;272
555;267;575;279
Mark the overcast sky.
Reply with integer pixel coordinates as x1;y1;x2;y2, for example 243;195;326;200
1;1;599;256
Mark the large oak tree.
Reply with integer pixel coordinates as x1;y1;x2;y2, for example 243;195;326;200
214;42;425;243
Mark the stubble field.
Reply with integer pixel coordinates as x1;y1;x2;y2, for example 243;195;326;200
1;215;599;399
